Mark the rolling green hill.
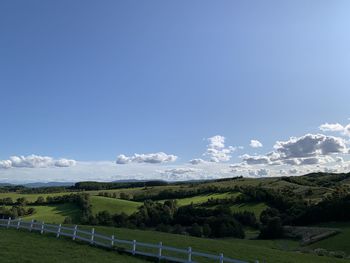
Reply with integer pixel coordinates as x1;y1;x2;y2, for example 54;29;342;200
163;192;237;206
25;203;81;223
90;196;141;215
230;202;268;217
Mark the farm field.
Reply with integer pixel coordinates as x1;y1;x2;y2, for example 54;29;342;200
163;192;237;206
90;196;141;215
0;227;145;263
230;202;268;217
25;203;81;223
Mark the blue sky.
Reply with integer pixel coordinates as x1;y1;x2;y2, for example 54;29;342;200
1;1;350;183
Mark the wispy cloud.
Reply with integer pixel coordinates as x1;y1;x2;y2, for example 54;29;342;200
116;152;177;164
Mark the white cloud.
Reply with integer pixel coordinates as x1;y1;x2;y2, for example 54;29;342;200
116;152;177;164
205;135;237;162
241;154;270;165
250;139;263;148
55;159;77;167
0;160;12;169
248;168;269;177
0;155;77;169
240;133;348;167
115;154;130;164
336;156;344;163
289;168;298;174
162;168;199;175
320;122;350;137
189;158;205;165
272;133;347;163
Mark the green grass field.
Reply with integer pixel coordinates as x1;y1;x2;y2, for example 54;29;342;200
0;228;145;263
90;196;141;215
164;192;237;206
76;225;348;263
307;222;350;254
230;202;268;217
25;203;81;224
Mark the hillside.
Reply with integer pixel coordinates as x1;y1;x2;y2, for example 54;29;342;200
1;172;350;262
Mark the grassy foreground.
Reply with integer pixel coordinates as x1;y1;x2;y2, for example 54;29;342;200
78;225;349;263
0;228;145;263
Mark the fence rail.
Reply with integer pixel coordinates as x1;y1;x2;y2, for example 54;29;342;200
0;218;257;263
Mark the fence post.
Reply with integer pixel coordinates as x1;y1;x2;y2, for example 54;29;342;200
41;221;45;234
56;224;62;238
17;218;21;229
90;228;95;244
111;234;115;247
30;219;34;232
72;225;78;240
188;247;192;262
132;240;136;255
219;253;224;263
158;242;162;259
7;217;11;228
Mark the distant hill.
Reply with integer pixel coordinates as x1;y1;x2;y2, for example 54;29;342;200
22;182;75;188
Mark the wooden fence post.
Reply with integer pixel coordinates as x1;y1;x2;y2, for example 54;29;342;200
132;240;136;255
17;218;21;229
7;217;11;228
90;228;95;244
188;247;192;262
56;224;62;238
30;219;34;232
219;253;224;263
158;242;162;259
41;221;45;234
111;234;115;247
72;225;78;240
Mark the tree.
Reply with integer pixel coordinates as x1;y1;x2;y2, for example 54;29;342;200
35;196;45;205
63;216;73;224
16;197;27;206
188;223;203;237
202;223;212;237
259;216;284;239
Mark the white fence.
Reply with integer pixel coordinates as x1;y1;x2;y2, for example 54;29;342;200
0;218;257;263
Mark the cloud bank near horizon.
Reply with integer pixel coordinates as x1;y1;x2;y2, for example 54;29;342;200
0;155;76;169
1;120;350;183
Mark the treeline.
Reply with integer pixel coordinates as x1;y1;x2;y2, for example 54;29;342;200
97;192;131;200
235;185;350;239
0;205;36;219
83;200;259;239
0;193;91;207
133;186;231;201
20;186;69;194
0;185;26;193
73;181;168;191
293;190;350;225
281;172;350;188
